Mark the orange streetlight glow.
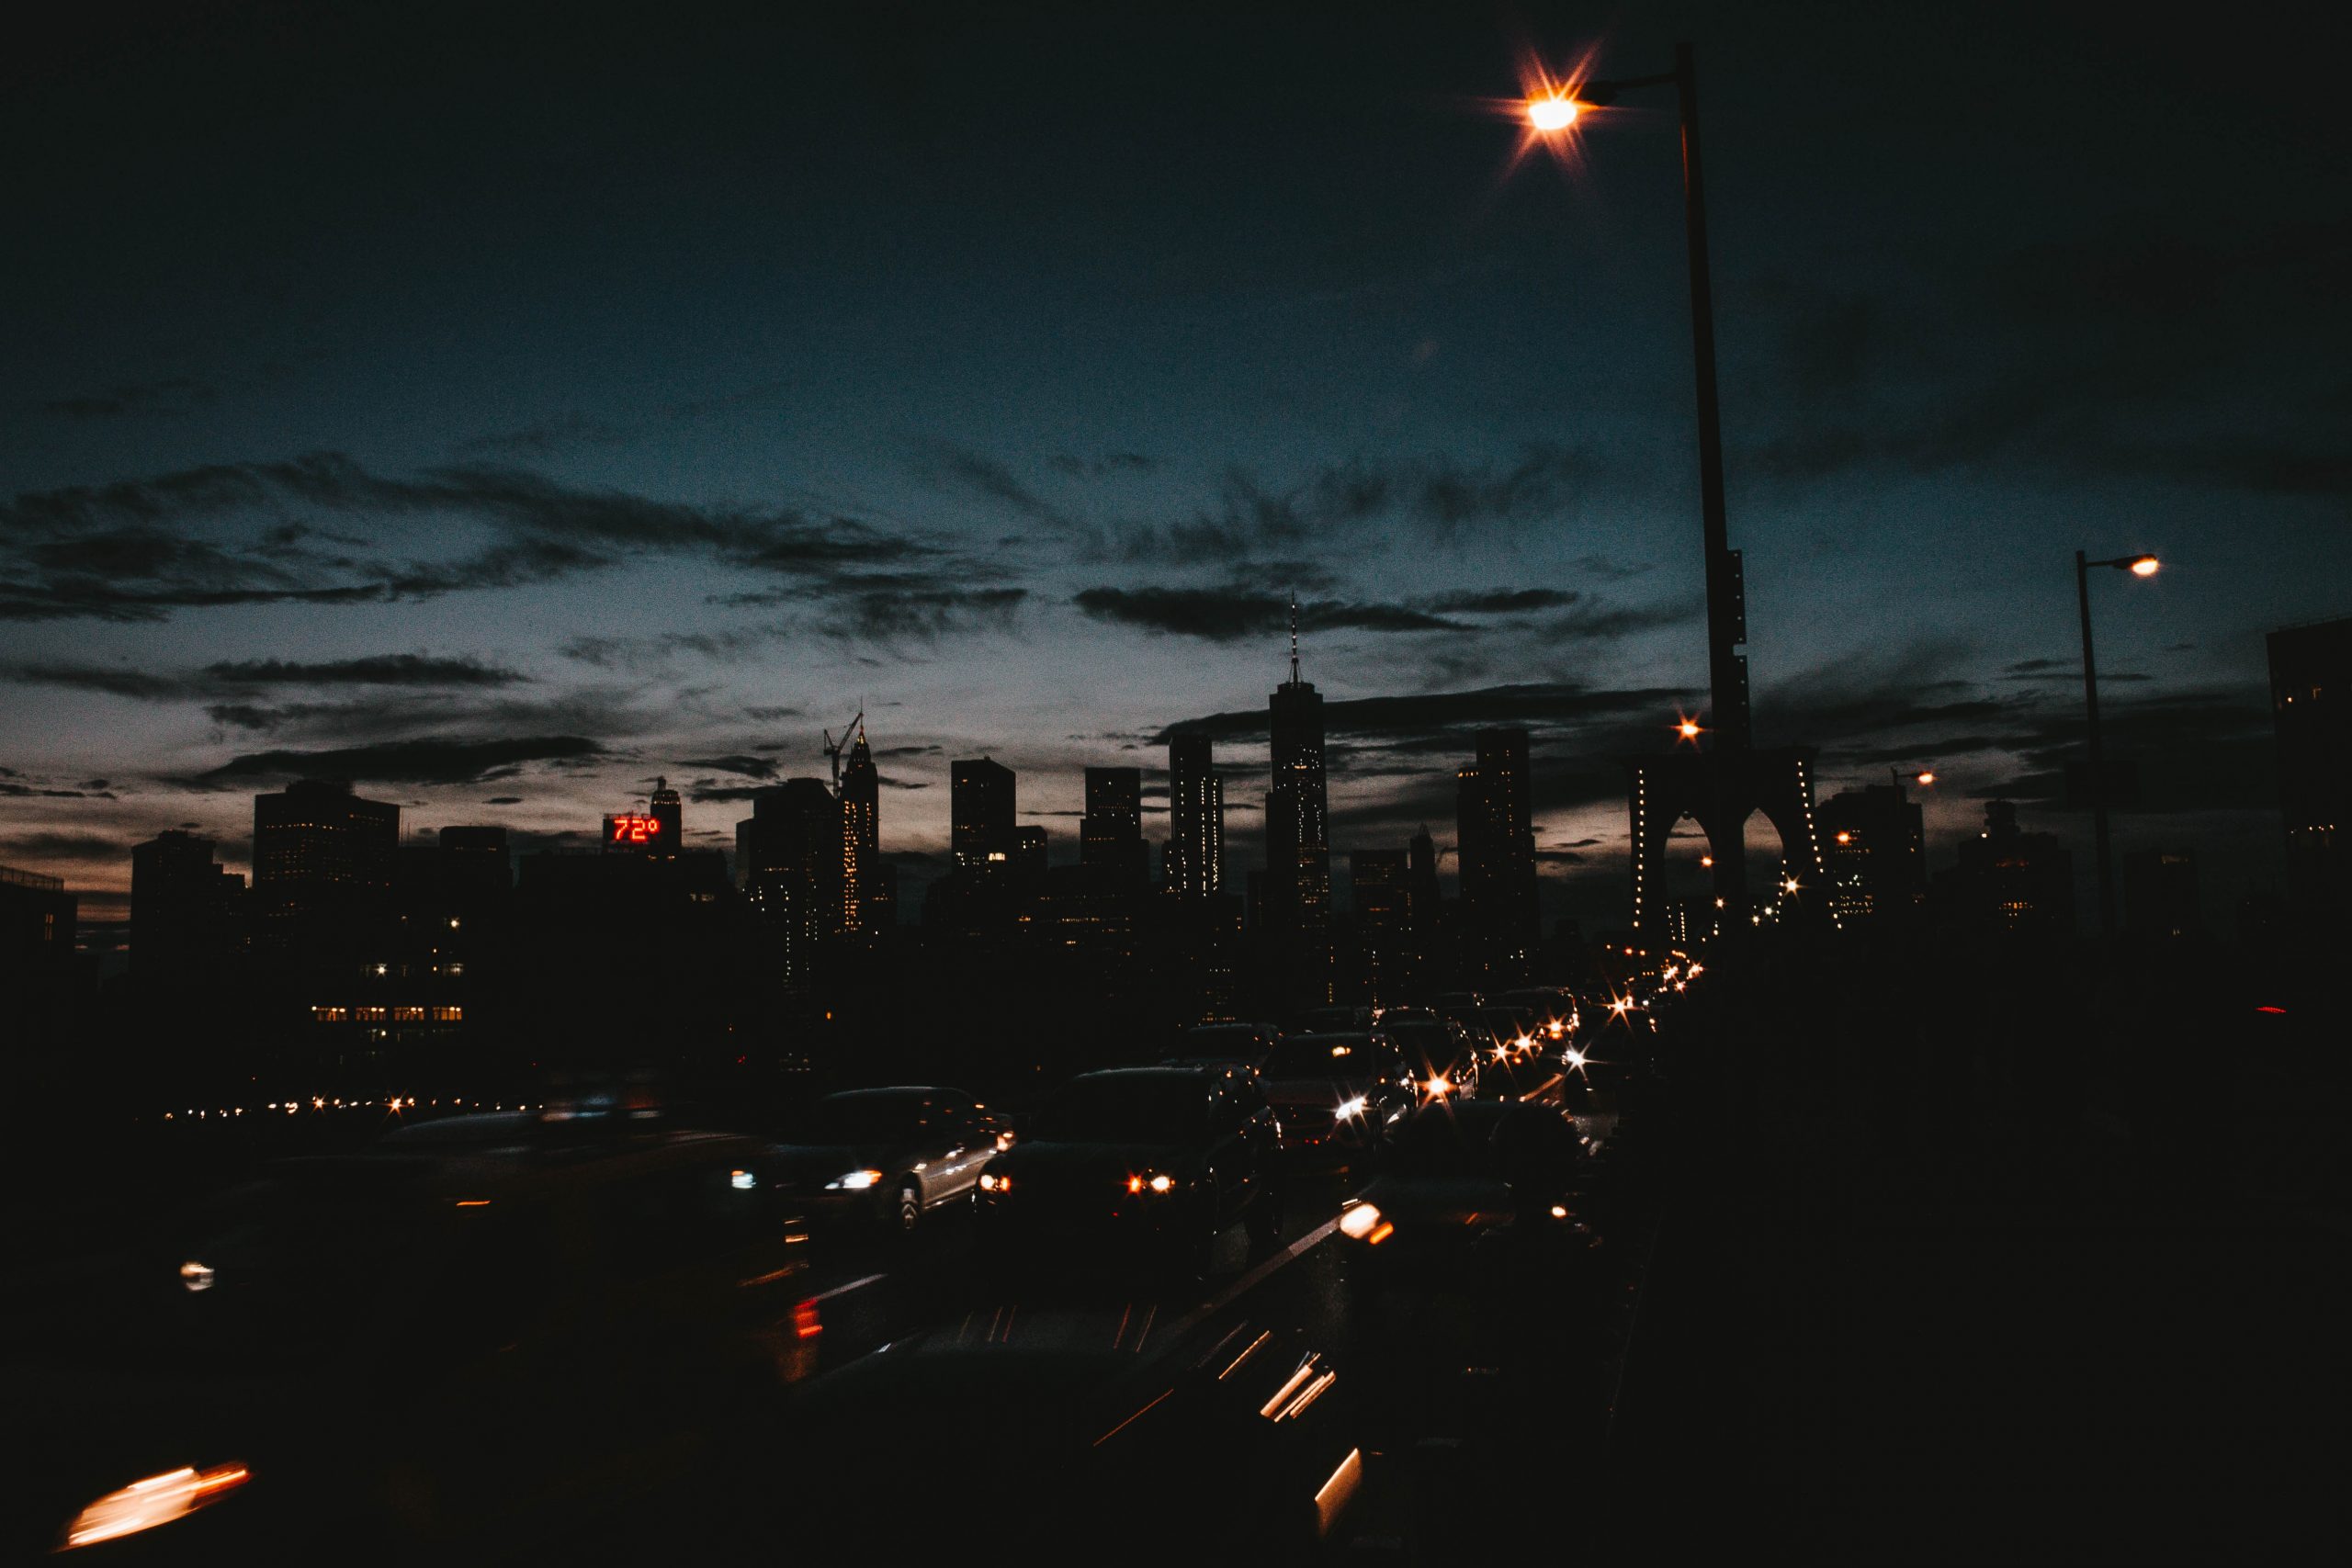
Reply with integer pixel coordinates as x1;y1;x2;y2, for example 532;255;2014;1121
1527;95;1578;131
2129;555;2161;577
1916;770;1936;785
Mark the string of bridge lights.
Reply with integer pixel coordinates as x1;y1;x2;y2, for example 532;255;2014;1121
153;1098;542;1122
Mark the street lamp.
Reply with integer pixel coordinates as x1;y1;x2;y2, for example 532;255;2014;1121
2075;550;2161;939
1526;41;1756;927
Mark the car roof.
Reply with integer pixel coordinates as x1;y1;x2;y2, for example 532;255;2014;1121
1073;1065;1227;1085
289;1122;764;1205
817;1086;966;1103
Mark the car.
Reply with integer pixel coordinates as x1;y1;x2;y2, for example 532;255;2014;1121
1285;1004;1373;1035
1373;1015;1481;1102
764;1087;1007;1235
1497;987;1582;1044
1336;1098;1592;1279
1258;1033;1414;1155
18;1116;817;1561
1167;1020;1283;1074
974;1066;1281;1275
1459;1005;1543;1061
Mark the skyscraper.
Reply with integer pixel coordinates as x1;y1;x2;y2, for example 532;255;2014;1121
252;778;399;958
841;725;878;934
1350;848;1412;1004
1455;728;1538;980
1818;781;1927;927
952;758;1016;871
1080;766;1148;886
130;829;244;982
1166;734;1224;897
2269;616;2350;911
1264;603;1333;1002
737;779;846;987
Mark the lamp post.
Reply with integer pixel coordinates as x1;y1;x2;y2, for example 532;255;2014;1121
1531;41;1752;924
2075;550;2160;939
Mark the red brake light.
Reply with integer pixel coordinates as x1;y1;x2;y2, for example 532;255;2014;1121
792;1298;823;1338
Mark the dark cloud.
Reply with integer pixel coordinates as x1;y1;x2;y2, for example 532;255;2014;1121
817;587;1028;643
1155;681;1683;749
0;452;957;623
4;662;190;698
677;754;778;779
1073;587;1463;642
188;735;604;787
0;830;127;858
1428;588;1579;615
484;795;524;805
456;412;635;457
1049;452;1158;478
686;784;770;804
201;654;527;687
37;376;215;419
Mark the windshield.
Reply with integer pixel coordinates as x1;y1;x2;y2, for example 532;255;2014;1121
1263;1036;1395;1078
1032;1077;1207;1144
785;1094;926;1145
1383;1106;1509;1178
1379;1021;1453;1061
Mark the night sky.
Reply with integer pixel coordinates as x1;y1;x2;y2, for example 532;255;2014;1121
5;2;2346;935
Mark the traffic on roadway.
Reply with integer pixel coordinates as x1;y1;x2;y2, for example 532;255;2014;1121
8;985;1679;1561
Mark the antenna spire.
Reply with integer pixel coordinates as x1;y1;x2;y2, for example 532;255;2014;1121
1288;592;1299;684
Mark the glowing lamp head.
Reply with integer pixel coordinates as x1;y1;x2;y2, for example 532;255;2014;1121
2129;555;2161;577
1677;719;1702;740
1526;95;1578;132
1916;771;1936;786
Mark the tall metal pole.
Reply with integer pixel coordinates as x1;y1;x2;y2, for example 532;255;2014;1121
1675;40;1750;925
2075;549;2116;939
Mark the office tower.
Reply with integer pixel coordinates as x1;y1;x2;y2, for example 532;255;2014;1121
1455;728;1539;977
840;725;878;936
737;779;846;986
436;826;513;902
2268;617;2350;910
1166;734;1224;897
130;829;244;982
1818;781;1927;926
252;778;399;956
1012;826;1048;877
1350;848;1412;1003
1080;766;1148;886
1940;799;2075;939
952;758;1016;871
1264;604;1332;1001
649;777;683;859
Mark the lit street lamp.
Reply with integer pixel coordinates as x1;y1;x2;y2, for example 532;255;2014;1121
2075;550;2161;939
1527;43;1757;929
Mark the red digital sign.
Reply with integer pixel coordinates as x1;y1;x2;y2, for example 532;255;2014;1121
606;813;672;848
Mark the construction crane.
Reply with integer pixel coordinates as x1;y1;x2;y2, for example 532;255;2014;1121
821;708;864;795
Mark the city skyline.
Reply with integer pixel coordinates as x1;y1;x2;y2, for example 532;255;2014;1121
5;5;2343;937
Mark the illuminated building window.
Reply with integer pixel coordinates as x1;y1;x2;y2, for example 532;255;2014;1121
312;1006;349;1023
356;1006;389;1023
432;1005;462;1023
392;1005;427;1022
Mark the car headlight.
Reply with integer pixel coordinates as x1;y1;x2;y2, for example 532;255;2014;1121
1125;1171;1177;1194
62;1463;250;1551
1337;1202;1391;1244
978;1170;1012;1192
1335;1096;1368;1120
825;1168;884;1191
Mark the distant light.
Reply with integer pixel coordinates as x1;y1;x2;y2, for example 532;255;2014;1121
1339;1202;1383;1240
1148;1172;1174;1193
2129;555;2161;577
730;1168;756;1191
1700;854;1714;868
179;1260;214;1293
1677;717;1702;741
1527;96;1578;131
1917;771;1936;786
1336;1096;1369;1121
1835;831;1852;845
63;1464;250;1550
1550;1204;1569;1219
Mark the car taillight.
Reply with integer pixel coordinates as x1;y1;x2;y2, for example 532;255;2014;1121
792;1298;823;1339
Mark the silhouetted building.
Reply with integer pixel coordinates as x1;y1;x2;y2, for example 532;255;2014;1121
605;778;683;857
2268;616;2350;911
1350;849;1412;1004
1166;735;1224;897
1012;825;1048;877
1080;766;1148;886
1939;798;2075;940
436;826;513;902
842;725;878;934
1819;781;1927;927
1456;728;1538;982
130;829;244;983
252;778;399;961
1264;613;1333;1003
953;758;1016;871
738;780;846;987
2125;848;2203;940
1;863;78;1047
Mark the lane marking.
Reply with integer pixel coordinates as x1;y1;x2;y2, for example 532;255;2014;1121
1159;1214;1340;1346
807;1270;888;1305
